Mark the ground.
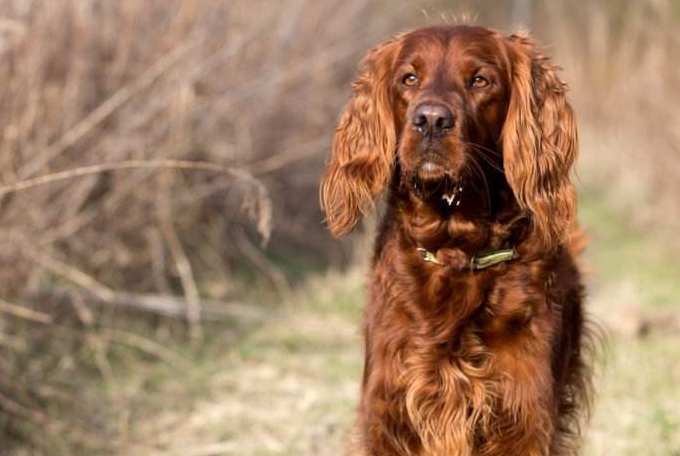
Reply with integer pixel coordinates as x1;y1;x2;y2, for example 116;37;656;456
13;193;680;456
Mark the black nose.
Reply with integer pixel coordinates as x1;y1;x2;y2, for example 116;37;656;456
412;103;454;136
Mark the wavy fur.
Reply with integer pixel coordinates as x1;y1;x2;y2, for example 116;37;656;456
321;25;595;456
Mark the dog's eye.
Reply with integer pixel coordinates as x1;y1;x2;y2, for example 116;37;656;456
470;75;490;89
402;73;419;87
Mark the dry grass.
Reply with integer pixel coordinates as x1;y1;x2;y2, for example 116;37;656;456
0;0;678;454
99;203;680;456
39;248;675;456
543;1;680;237
126;272;366;456
0;0;407;449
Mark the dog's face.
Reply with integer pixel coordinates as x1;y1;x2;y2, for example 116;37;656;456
392;27;510;189
321;25;577;249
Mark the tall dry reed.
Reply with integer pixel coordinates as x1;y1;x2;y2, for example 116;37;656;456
0;0;677;453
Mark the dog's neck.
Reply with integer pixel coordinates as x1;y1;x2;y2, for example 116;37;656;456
390;171;529;257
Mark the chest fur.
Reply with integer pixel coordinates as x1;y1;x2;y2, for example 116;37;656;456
374;259;557;455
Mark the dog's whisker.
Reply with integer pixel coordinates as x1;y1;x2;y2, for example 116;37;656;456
464;143;505;174
466;156;492;213
471;149;505;174
462;140;503;157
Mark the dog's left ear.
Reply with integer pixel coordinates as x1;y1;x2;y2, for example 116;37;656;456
319;38;400;237
502;34;578;250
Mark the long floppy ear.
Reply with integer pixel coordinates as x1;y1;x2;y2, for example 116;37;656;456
502;34;578;250
319;38;400;237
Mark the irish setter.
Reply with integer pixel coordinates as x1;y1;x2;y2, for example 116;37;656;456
320;25;594;456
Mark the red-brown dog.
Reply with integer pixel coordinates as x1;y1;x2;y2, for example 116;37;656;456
321;25;594;456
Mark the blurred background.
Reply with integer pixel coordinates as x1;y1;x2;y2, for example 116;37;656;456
0;0;678;455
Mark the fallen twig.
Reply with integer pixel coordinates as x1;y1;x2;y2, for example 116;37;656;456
0;159;273;244
29;288;270;323
0;299;53;324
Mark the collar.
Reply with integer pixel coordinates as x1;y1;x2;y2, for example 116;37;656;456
417;245;516;271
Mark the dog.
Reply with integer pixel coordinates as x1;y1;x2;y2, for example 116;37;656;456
320;25;594;456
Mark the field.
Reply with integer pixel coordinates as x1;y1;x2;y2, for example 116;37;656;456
9;191;678;456
1;1;679;455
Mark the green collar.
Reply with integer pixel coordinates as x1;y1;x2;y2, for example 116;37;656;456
417;246;516;271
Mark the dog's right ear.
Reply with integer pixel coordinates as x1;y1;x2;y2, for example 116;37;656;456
319;38;400;237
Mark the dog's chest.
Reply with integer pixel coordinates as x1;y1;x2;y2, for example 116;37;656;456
396;263;551;453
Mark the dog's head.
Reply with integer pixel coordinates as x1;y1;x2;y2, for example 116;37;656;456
320;25;578;249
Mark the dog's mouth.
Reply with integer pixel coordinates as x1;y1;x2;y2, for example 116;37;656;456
404;141;466;206
412;162;463;207
415;145;452;180
417;159;447;181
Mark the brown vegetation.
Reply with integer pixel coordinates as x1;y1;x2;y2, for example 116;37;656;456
0;0;677;453
0;0;406;449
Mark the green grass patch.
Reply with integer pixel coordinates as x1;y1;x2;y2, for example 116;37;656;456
580;191;680;308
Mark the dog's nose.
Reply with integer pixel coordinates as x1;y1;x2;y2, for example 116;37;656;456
412;103;454;136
